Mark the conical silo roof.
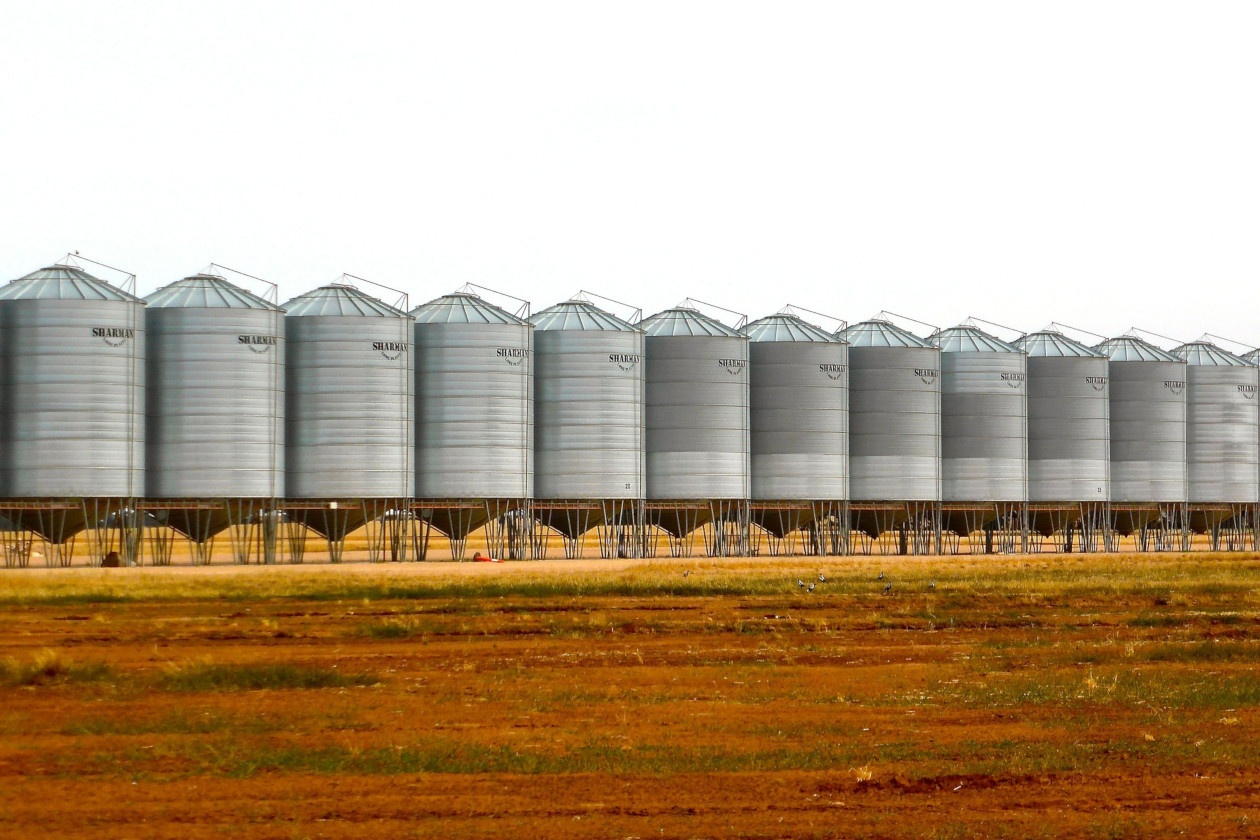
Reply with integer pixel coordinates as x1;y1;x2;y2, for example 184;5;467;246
641;306;741;337
284;283;409;318
931;325;1021;353
1244;349;1260;365
145;274;280;310
1094;336;1181;363
531;300;636;331
838;319;930;348
410;292;524;325
1015;330;1104;358
0;264;142;302
1172;341;1252;367
745;313;838;343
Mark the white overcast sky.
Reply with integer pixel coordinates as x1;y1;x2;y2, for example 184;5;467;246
2;2;1258;346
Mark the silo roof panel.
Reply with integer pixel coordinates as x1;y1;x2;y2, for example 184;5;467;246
1244;349;1260;365
531;300;636;331
1014;331;1103;358
0;265;142;303
410;292;525;325
745;314;837;343
839;319;931;348
932;325;1020;353
641;307;741;337
1093;336;1181;363
145;274;280;310
1172;341;1252;367
283;284;410;318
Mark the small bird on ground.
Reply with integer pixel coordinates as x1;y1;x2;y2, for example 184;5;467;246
807;583;816;593
883;581;892;595
818;574;827;583
928;580;935;590
682;569;690;578
797;579;806;588
877;571;885;581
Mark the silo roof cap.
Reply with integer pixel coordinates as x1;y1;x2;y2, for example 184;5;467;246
0;265;142;303
1093;336;1182;363
931;325;1021;353
145;274;280;310
839;319;931;348
531;300;637;331
1172;341;1253;367
410;292;526;325
283;284;411;318
744;313;838;343
1014;331;1104;358
1244;349;1260;365
641;307;742;337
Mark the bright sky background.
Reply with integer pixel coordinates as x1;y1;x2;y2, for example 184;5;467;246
2;2;1258;347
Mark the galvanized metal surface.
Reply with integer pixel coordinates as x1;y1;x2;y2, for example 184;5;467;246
0;266;145;497
840;320;940;501
643;308;749;500
933;327;1027;502
144;274;284;498
1095;337;1187;503
412;293;533;499
746;314;847;501
1173;342;1259;504
285;285;414;499
531;301;643;499
1015;331;1110;502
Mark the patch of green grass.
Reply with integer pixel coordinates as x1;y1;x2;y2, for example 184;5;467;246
0;649;114;687
156;662;378;692
1142;641;1260;663
62;709;285;736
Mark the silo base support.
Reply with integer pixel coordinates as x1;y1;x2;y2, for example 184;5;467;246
0;526;33;568
940;503;1026;555
1029;503;1110;553
702;500;749;558
145;525;175;567
225;499;283;565
483;500;531;560
76;500;142;567
850;503;939;556
751;502;847;557
645;502;711;558
1190;503;1253;551
1112;504;1186;552
364;500;413;563
531;500;645;559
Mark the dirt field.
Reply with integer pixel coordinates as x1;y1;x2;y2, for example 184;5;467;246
2;554;1259;839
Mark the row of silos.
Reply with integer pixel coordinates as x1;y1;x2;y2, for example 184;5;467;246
1;263;1258;518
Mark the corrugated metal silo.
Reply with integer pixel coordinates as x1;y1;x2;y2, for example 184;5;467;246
284;284;414;499
931;326;1027;503
530;300;643;499
642;307;749;500
1093;336;1187;504
838;320;940;502
1171;342;1259;505
1013;331;1110;503
144;274;284;499
411;292;533;499
745;313;848;501
0;265;145;498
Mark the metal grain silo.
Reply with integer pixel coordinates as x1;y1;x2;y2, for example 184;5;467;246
144;274;284;499
0;264;145;498
284;284;413;499
412;292;533;499
1093;336;1187;504
642;307;749;500
530;299;643;499
931;326;1027;503
745;313;848;501
839;320;940;502
1171;342;1259;505
1013;331;1110;504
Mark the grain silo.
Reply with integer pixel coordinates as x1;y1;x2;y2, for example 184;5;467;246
0;263;145;564
1013;330;1110;550
838;319;940;553
530;297;643;558
1094;335;1188;545
144;272;284;564
283;281;414;562
745;311;848;555
642;305;749;556
931;326;1027;552
411;290;533;558
1172;341;1259;546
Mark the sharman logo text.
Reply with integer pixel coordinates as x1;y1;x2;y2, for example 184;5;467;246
498;347;529;366
610;353;640;372
93;327;134;347
718;358;747;375
239;334;277;354
374;341;407;360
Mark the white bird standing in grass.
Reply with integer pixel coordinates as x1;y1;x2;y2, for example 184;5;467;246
797;579;806;588
878;571;885;581
818;574;826;583
807;583;816;593
883;581;892;595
